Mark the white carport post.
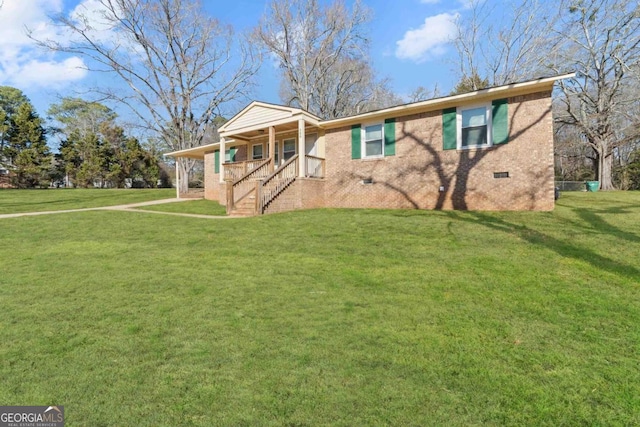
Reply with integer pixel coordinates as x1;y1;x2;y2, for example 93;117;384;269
175;160;180;199
298;119;306;177
219;137;226;183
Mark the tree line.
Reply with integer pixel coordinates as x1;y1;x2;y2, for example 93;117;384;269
10;0;639;191
0;86;170;189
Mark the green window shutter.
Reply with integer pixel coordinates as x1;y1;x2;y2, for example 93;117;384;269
351;125;361;159
442;107;457;150
384;118;396;156
492;98;509;145
214;150;220;174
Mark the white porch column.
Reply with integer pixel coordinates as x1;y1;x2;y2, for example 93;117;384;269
175;160;180;199
298;119;306;177
219;137;226;183
268;126;276;172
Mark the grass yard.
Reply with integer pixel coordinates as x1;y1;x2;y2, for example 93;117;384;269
0;191;639;425
135;199;227;216
0;188;175;214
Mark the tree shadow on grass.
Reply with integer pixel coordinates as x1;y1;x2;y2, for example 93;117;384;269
572;207;640;243
443;210;640;282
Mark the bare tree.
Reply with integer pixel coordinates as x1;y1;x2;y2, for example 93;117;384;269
32;0;259;193
306;58;403;117
408;84;441;103
549;0;640;190
453;0;553;88
554;119;598;181
254;0;396;119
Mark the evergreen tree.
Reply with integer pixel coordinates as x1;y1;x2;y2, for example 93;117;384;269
49;97;165;188
74;133;104;188
56;130;82;186
6;101;51;188
0;86;32;171
450;73;490;95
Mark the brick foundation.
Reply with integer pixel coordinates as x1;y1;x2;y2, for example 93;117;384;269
263;178;326;214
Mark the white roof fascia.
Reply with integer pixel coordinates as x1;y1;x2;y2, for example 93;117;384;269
164;139;237;158
320;73;576;128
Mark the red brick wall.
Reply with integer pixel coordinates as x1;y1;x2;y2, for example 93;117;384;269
300;179;326;209
203;145;249;204
324;91;554;211
203;151;220;202
263;178;326;214
232;145;248;162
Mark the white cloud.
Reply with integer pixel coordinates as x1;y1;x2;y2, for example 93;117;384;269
0;0;62;46
395;13;458;63
0;0;88;88
420;0;441;4
457;0;479;9
69;0;123;46
11;57;88;87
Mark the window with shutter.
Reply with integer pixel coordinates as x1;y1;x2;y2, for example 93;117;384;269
384;118;396;156
442;108;457;150
351;125;361;159
492;99;509;145
442;99;508;150
225;148;237;163
363;123;383;158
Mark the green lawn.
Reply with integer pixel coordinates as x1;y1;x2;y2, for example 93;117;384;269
0;188;175;214
135;199;227;216
0;191;639;425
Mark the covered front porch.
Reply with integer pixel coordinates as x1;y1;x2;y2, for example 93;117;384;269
218;102;325;178
217;102;326;216
167;102;327;216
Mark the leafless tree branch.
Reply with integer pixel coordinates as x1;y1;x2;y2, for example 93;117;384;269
30;0;260;192
254;0;399;119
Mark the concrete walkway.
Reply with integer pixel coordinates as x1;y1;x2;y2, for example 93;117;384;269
0;198;231;220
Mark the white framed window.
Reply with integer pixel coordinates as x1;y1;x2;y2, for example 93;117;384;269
274;141;280;165
361;123;384;158
458;103;492;149
283;138;296;161
252;143;263;160
224;148;234;163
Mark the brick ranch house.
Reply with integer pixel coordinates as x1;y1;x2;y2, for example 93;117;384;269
166;74;573;216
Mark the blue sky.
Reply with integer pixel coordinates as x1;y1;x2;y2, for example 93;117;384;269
0;0;477;121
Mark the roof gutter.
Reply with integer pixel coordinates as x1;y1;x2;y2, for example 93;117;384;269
320;73;576;129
